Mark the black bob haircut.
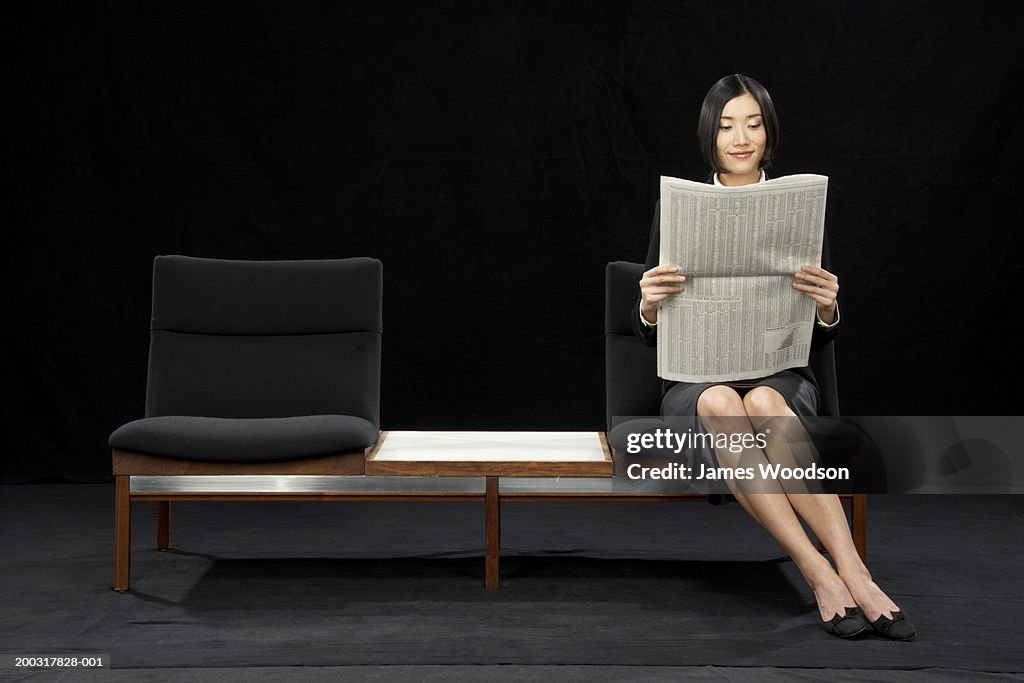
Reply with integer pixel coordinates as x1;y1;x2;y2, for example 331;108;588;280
697;74;779;174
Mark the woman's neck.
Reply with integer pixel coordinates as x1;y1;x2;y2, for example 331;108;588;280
718;170;762;186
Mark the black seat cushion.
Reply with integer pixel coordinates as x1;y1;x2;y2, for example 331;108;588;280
109;415;379;462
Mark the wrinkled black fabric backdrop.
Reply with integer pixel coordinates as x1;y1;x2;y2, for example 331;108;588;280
5;2;1023;480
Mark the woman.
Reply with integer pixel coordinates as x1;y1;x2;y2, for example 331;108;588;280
633;74;914;640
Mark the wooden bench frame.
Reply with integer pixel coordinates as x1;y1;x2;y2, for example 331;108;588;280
113;437;867;592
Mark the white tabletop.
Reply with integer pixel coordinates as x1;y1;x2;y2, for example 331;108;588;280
370;431;607;462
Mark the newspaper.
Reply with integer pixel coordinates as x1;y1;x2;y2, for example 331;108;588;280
657;174;828;383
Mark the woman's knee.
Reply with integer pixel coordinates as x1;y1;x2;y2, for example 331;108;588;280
697;385;745;417
743;386;792;417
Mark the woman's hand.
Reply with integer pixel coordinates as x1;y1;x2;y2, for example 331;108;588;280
640;265;686;324
793;265;839;324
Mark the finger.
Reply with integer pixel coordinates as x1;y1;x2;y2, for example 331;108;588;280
794;273;837;291
792;282;834;303
641;275;686;287
644;264;680;278
799;290;834;307
794;270;828;285
644;286;685;297
800;265;837;281
645;290;683;303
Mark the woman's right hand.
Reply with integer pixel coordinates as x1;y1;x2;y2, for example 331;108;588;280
639;265;686;324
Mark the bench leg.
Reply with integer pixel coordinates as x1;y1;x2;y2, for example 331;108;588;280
485;476;500;589
114;475;131;592
157;501;171;551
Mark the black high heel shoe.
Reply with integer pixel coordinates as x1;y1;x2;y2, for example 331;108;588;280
822;606;869;638
869;610;916;640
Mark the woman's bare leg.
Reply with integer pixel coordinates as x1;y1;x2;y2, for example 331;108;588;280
742;386;901;621
697;386;857;621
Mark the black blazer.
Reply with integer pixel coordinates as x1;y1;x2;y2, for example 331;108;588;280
631;195;841;397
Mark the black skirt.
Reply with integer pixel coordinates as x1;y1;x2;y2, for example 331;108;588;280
661;369;820;419
660;369;820;505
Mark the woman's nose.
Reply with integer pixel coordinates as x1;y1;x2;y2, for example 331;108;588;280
735;126;748;145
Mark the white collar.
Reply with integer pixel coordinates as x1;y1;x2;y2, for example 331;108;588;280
713;170;766;186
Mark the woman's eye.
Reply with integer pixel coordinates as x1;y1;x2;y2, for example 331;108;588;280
749;123;761;129
719;125;732;131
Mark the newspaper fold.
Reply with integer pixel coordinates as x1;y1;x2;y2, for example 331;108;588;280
657;174;828;383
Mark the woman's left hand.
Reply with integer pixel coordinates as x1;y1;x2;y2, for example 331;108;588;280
793;265;839;325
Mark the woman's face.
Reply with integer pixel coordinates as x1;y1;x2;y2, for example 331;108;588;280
716;93;766;180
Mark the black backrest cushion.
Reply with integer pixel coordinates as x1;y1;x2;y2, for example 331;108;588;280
812;342;840;417
151;255;382;335
605;261;662;426
605;261;646;336
145;256;382;425
606;334;661;427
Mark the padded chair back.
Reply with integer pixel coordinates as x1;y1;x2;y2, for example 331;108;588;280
605;261;661;427
605;260;839;429
145;256;382;426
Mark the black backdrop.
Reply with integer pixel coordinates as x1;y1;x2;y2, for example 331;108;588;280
6;2;1023;480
